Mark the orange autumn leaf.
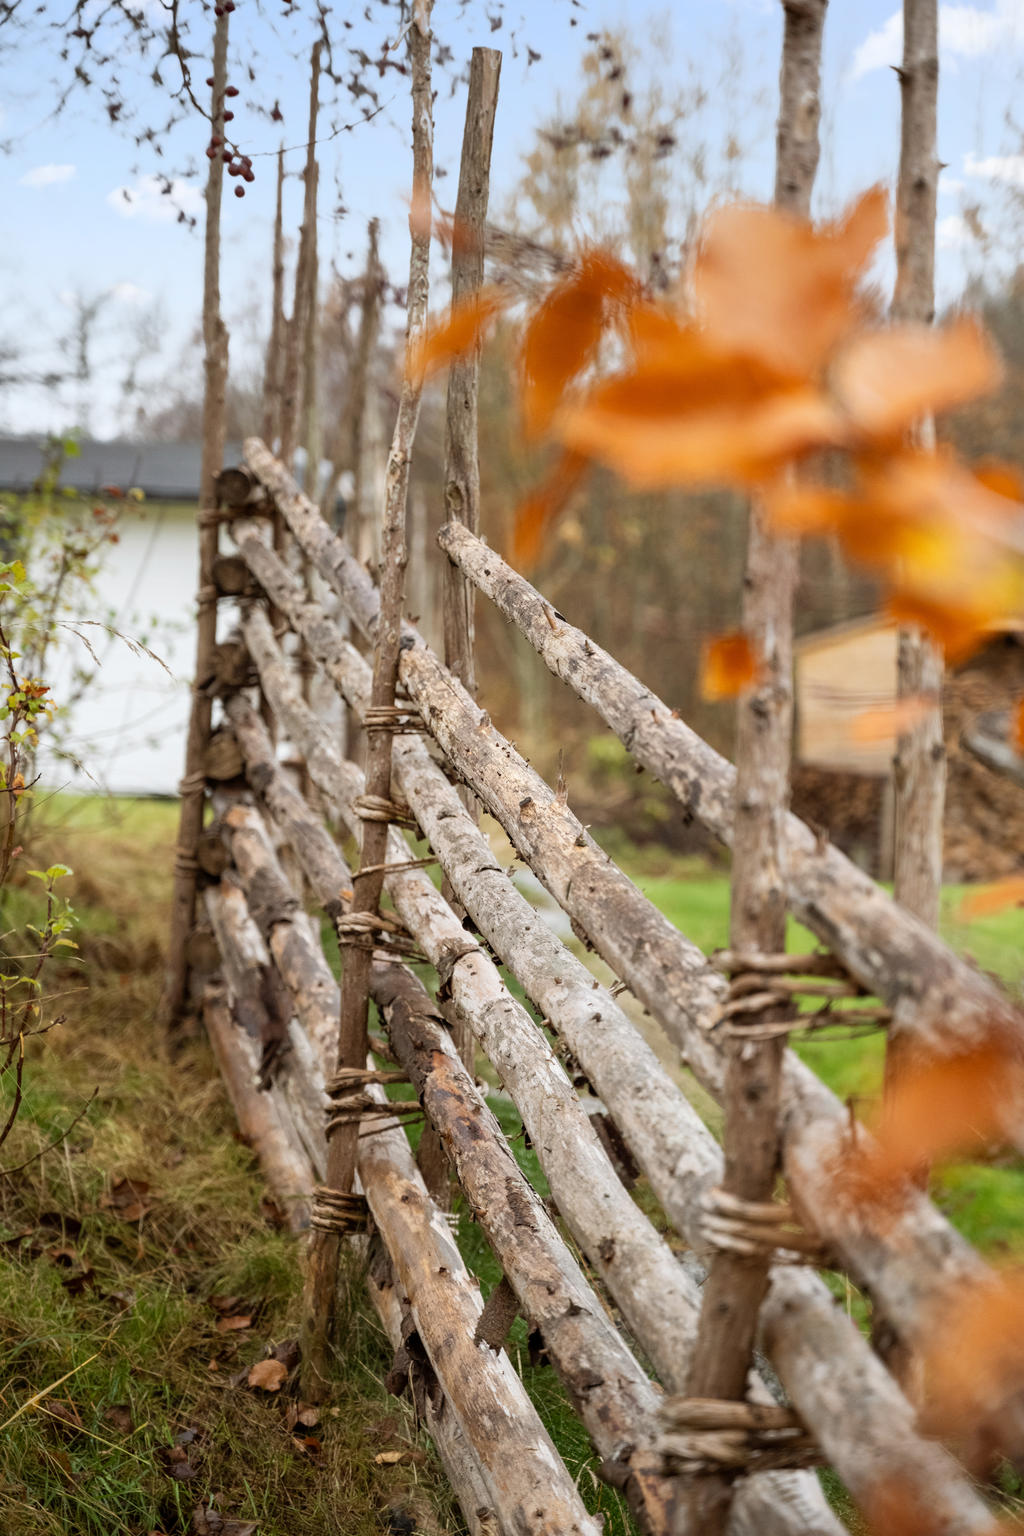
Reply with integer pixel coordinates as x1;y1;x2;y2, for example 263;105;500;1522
959;875;1024;920
848;694;937;744
833;314;1002;439
1014;696;1024;755
520;249;637;440
843;1043;1021;1196
762;482;856;535
974;457;1024;507
700;631;761;701
884;592;996;666
558;338;842;490
918;1272;1024;1456
406;287;509;384
511;451;589;569
693;186;888;381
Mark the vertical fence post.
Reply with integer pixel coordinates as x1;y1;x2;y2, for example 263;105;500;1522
160;7;231;1033
891;0;943;927
679;4;828;1531
301;0;434;1402
440;46;501;1071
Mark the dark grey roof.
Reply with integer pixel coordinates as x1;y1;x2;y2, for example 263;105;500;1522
0;436;245;501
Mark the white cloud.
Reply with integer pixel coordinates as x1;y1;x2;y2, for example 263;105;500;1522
850;12;902;80
964;150;1024;187
110;281;152;306
20;163;76;187
937;213;972;249
850;2;1024;81
938;175;966;195
107;174;203;224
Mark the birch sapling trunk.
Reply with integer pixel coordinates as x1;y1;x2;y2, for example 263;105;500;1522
260;147;286;449
159;6;231;1032
891;0;943;934
301;1;433;1399
680;4;827;1531
440;45;501;1068
279;43;321;471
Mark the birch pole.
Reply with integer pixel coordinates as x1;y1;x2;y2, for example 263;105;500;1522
442;46;501;696
440;45;501;1068
680;5;827;1530
159;6;230;1032
279;42;320;471
891;0;944;936
260;147;286;449
302;0;433;1398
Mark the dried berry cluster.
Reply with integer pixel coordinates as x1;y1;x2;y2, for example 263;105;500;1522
204;77;252;197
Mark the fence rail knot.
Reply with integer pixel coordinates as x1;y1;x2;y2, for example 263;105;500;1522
699;1187;830;1266
658;1395;823;1477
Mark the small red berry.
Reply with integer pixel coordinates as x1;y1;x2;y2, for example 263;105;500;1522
225;1;236;11
243;169;254;182
210;135;222;147
234;185;245;198
222;149;231;161
205;146;217;158
223;110;234;121
225;85;239;97
228;162;240;175
206;76;215;86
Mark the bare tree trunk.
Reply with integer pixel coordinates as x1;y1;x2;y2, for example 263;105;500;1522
260;147;286;448
279;43;321;471
322;218;382;528
891;0;943;934
159;6;230;1032
302;3;433;1398
680;7;827;1530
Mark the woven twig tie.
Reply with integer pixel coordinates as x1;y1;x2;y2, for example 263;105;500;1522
309;1186;368;1234
659;1396;822;1476
699;1187;829;1266
353;794;418;830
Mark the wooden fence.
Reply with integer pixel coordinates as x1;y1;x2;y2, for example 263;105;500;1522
168;434;1023;1536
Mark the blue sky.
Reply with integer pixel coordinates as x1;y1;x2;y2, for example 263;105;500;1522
3;0;1023;439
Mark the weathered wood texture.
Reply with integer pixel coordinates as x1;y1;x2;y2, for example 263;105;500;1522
685;13;827;1524
440;44;501;1068
436;522;1024;1063
214;800;602;1536
204;874;530;1536
224;680;838;1536
199;977;311;1232
204;874;327;1177
228;529;1004;1525
159;8;230;1029
374;963;678;1535
233;474;1020;1337
260;146;286;448
442;45;501;698
279;43;321;469
330;0;433;1199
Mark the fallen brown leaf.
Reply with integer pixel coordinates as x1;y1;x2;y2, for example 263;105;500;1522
247;1357;287;1392
375;1447;426;1467
215;1314;253;1334
103;1403;134;1435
